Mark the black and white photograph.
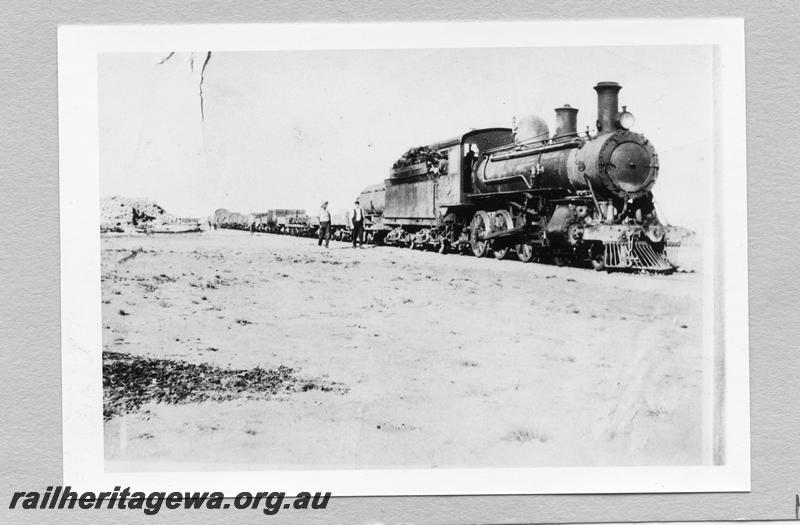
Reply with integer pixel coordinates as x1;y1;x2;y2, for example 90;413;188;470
58;20;749;495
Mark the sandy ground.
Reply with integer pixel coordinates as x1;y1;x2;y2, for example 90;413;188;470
102;229;706;470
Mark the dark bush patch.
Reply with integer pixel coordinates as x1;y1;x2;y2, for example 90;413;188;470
103;352;346;421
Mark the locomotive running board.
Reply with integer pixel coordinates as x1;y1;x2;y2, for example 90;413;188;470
604;241;675;272
466;188;563;198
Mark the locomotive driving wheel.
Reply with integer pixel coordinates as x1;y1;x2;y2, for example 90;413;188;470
469;211;491;258
516;243;537;263
492;210;514;260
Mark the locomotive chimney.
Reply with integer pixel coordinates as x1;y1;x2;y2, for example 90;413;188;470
554;104;579;138
594;81;622;133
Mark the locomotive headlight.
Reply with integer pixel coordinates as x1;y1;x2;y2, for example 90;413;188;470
617;107;635;130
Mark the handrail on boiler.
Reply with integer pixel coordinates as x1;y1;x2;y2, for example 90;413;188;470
488;139;581;163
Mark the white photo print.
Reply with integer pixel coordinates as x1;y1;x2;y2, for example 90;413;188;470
59;19;748;495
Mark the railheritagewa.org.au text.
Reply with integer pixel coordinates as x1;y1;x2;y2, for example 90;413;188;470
8;486;331;515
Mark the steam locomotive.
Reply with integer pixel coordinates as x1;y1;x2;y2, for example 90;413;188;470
358;82;680;272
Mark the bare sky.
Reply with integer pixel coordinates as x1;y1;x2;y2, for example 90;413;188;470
99;45;713;231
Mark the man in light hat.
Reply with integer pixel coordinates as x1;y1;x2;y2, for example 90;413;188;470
317;201;331;248
351;198;365;248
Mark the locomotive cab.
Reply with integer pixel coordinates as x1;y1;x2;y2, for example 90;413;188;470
459;129;516;194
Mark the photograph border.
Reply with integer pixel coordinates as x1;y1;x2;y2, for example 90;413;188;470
58;18;749;496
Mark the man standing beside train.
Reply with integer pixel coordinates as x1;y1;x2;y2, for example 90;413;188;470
351;199;365;248
317;201;331;248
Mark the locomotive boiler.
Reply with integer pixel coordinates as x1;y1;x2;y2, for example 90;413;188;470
360;81;680;271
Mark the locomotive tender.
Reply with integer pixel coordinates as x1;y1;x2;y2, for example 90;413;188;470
358;81;679;272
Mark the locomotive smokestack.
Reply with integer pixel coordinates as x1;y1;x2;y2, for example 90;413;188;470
594;81;621;133
554;104;579;138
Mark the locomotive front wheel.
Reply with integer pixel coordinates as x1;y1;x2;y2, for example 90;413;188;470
591;258;607;271
590;249;607;271
469;211;491;258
